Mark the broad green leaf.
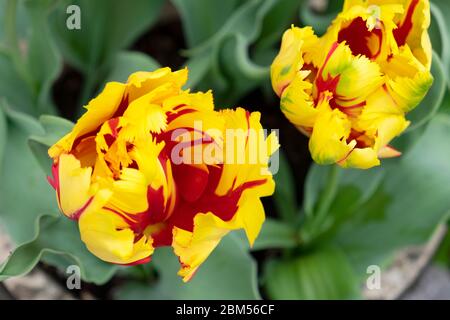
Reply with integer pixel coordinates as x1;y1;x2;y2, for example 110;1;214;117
264;246;360;299
105;51;160;83
176;0;297;105
303;115;450;278
0;0;61;115
172;0;246;48
29;115;74;175
0;105;54;244
406;52;446;132
234;218;299;251
430;0;450;88
0;50;35;115
434;228;450;267
50;0;164;74
0;107;116;284
114;235;261;300
24;0;62;114
0;213;118;285
273;150;298;222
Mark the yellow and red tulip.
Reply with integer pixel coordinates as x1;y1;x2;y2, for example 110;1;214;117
48;67;278;281
271;0;433;169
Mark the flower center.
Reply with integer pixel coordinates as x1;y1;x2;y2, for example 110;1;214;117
338;17;383;60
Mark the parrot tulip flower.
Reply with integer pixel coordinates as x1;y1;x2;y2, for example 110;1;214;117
48;67;278;281
271;0;433;169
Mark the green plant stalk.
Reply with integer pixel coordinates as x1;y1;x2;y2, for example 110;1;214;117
301;165;340;244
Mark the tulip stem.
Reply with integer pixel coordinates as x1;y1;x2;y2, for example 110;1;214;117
306;165;340;241
317;165;339;216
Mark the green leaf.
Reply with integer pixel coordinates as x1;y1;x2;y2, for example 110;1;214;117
0;104;6;168
176;0;297;105
0;50;35;115
0;107;115;284
105;51;160;83
0;213;118;285
0;1;62;115
50;0;164;74
24;0;62;114
114;234;261;300
406;52;446;132
263;246;360;300
28;115;74;175
430;0;450;88
438;90;450;115
234;218;300;251
273;151;298;222
0;105;54;245
172;0;246;48
303;115;450;278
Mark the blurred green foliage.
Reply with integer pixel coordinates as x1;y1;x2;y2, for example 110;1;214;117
0;0;450;300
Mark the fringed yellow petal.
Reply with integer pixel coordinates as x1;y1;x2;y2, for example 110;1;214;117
235;193;265;247
309;94;355;165
126;67;188;102
271;26;318;97
172;212;231;282
280;71;317;129
49;82;126;158
215;108;278;197
163;90;214;113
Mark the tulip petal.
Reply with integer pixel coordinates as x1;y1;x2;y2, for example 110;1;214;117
48;82;126;159
53;154;111;219
172;212;231;282
79;208;154;265
126;67;188;102
280;71;317;129
309;94;356;165
271;26;319;97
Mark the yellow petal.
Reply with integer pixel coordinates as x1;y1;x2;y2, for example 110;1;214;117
163;90;214;113
216;108;278;197
49;82;126;158
356;87;410;152
381;46;433;113
271;26;318;97
79;208;154;264
55;154;111;219
280;70;317;129
338;148;380;169
126;67;188;102
309;93;356;165
235;193;265;247
393;0;432;69
172;212;231;282
108;168;149;214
